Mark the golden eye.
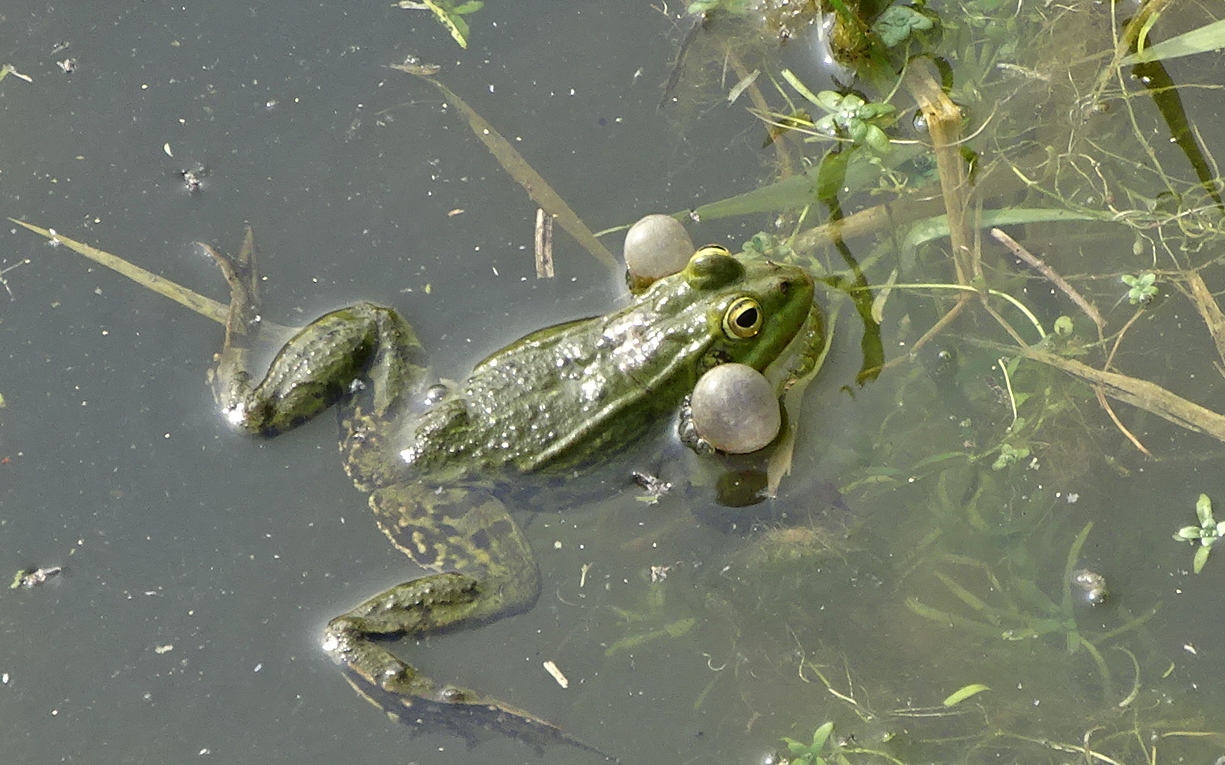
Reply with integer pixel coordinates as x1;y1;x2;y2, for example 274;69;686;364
723;296;762;339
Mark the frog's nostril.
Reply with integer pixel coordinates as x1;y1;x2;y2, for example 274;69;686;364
779;280;793;295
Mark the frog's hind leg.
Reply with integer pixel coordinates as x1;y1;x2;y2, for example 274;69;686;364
322;487;609;758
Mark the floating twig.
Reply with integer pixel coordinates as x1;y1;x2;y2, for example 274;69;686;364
534;209;554;279
1175;271;1225;372
11;566;61;589
1026;347;1225;444
0;257;30;300
904;58;979;287
990;227;1104;339
1094;386;1152;456
8;219;292;333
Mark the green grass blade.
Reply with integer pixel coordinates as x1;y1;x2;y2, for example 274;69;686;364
392;67;618;270
1121;18;1225;65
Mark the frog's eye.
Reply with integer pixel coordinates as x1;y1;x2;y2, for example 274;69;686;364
723;296;762;339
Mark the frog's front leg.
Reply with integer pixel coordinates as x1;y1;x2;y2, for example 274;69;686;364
214;301;422;438
204;234;425;488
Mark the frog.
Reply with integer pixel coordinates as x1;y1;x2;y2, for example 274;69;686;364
202;228;822;754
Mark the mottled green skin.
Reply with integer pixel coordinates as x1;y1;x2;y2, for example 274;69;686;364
209;243;817;752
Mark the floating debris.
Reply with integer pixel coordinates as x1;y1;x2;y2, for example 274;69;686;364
542;660;568;689
178;166;207;194
11;566;62;589
0;64;33;83
631;470;672;504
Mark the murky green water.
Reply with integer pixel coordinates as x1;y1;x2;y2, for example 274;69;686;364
3;2;1225;764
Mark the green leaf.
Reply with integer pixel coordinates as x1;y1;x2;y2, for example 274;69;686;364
452;0;483;13
942;683;990;706
814;149;851;211
1120;18;1225;65
864;125;891;153
1193;544;1211;573
447;13;471;46
904;208;1100;252
1175;525;1204;541
781;69;825;107
810;721;834;751
1130;58;1225;212
687;0;753;14
872;4;934;47
1197;493;1214;525
397;0;474;48
663;617;697;638
815;90;844;113
861;102;897;120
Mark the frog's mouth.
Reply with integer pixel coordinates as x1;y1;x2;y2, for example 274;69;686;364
763;298;826;394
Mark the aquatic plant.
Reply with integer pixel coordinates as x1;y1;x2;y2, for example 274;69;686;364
781;721;838;765
1173;493;1225;574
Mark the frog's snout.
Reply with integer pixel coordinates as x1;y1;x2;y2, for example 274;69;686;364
775;267;815;300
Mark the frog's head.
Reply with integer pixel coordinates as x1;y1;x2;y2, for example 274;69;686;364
680;245;816;374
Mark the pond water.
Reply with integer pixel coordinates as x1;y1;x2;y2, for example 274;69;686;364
3;2;1225;764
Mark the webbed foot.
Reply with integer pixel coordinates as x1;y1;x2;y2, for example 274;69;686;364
199;225;264;416
322;572;616;761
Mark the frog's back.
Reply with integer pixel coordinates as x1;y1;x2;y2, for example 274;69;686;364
400;311;708;478
396;248;815;482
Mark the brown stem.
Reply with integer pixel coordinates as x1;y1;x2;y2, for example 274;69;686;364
990;228;1105;341
1025;348;1225;444
903;58;979;288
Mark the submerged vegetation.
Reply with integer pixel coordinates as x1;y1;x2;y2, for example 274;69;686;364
644;0;1225;762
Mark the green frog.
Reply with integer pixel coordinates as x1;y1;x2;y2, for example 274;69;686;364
204;229;821;754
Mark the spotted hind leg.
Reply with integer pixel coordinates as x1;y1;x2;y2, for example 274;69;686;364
322;486;612;758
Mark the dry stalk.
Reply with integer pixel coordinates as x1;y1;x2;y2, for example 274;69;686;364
1174;272;1225;372
791;194;946;254
1104;308;1145;372
990;228;1105;340
1094;386;1152;456
1088;0;1179;103
903;57;980;288
720;43;802;179
1025;348;1225;444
